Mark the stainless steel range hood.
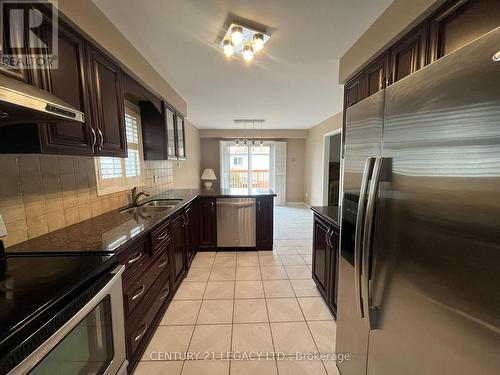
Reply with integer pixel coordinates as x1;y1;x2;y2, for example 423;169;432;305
0;74;85;125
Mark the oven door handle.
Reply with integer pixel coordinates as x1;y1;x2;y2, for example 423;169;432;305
10;265;126;375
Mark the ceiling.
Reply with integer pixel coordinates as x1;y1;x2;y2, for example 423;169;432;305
93;0;392;129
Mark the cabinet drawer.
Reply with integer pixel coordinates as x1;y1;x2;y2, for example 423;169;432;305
119;239;149;282
151;221;171;254
126;269;171;358
123;249;170;316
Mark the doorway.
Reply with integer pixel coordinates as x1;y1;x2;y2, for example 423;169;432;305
323;130;342;206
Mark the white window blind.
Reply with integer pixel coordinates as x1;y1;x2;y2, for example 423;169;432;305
95;101;144;195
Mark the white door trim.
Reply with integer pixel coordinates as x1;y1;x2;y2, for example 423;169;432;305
322;128;343;206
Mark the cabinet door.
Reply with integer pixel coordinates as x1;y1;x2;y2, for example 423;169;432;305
429;0;500;63
198;198;217;247
38;20;93;155
165;105;177;159
176;114;186;160
363;52;389;97
344;71;365;109
312;215;330;298
389;24;429;84
0;2;32;83
184;204;197;265
256;197;274;250
87;45;127;157
170;214;185;287
327;227;339;313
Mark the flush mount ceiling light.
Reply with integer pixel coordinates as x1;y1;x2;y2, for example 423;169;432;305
219;23;270;61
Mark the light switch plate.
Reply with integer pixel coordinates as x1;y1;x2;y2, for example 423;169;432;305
0;214;7;237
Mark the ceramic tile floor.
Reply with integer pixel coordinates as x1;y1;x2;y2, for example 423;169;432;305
134;204;340;375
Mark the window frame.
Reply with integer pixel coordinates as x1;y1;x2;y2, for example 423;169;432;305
94;101;145;196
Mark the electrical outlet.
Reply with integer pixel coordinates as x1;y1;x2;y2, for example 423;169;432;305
0;214;7;238
154;175;158;184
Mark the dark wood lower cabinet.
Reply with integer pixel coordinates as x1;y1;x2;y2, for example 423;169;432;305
170;213;185;288
121;195;274;372
198;198;217;249
256;196;274;250
312;213;339;316
184;203;198;266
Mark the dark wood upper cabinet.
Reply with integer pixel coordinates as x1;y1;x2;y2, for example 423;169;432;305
165;105;177;159
343;0;500;135
141;102;184;161
389;23;429;84
175;114;186;160
0;2;32;83
256;196;274;250
429;0;500;63
86;44;127;157
363;52;389;97
198;198;217;248
37;18;93;155
344;71;365;109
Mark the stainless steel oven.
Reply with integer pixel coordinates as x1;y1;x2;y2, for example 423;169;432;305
9;265;127;375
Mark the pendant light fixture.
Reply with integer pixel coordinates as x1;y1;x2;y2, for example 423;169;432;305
234;119;265;147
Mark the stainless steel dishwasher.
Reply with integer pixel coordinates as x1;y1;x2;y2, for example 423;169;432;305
216;198;256;248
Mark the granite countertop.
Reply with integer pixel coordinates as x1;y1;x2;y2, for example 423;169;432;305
310;206;341;227
6;188;276;254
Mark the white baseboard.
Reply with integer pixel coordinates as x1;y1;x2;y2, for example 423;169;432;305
284;201;309;206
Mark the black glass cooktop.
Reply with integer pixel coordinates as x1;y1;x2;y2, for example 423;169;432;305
0;254;115;355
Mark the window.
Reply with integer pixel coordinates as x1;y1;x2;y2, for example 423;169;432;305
95;101;144;195
220;140;287;204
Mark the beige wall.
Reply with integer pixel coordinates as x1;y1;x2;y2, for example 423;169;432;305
172;121;201;189
54;0;187;114
200;139;221;187
286;139;305;202
199;129;308;139
339;0;443;83
200;138;306;203
304;112;343;206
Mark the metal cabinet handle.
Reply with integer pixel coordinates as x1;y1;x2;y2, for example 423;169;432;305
134;323;148;342
158;232;170;241
325;228;332;248
355;157;375;319
131;285;145;301
258;200;261;211
160;286;170;300
128;251;142;264
158;258;168;268
211;201;215;213
97;128;104;150
90;127;97;148
362;156;384;329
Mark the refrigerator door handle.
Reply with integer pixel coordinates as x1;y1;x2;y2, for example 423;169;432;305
354;157;375;319
362;156;384;329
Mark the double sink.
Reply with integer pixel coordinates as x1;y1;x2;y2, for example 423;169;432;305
120;199;183;215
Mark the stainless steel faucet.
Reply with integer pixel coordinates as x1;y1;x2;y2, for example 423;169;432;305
131;187;150;206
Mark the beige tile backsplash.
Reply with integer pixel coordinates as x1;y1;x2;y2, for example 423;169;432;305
0;154;174;247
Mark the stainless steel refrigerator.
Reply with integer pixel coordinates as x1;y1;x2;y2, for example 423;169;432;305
336;26;500;375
